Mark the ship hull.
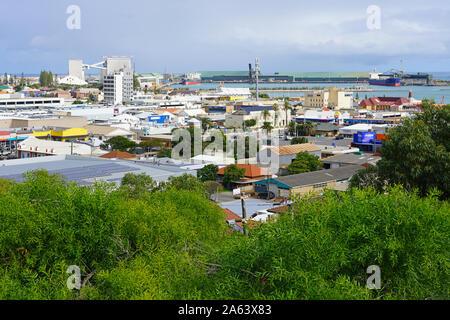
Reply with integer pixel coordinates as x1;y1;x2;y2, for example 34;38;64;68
369;78;401;86
182;80;201;85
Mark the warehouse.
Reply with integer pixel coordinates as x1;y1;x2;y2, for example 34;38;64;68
0;154;196;185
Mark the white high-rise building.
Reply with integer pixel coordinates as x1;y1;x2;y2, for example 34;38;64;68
104;72;124;106
102;57;133;105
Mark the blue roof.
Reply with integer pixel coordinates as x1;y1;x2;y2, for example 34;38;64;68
0;155;196;186
254;178;292;189
240;106;274;113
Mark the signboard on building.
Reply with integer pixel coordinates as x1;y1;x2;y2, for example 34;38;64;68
355;132;376;144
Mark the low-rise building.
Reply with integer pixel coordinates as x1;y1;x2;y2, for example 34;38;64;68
304;87;353;109
17;136;92;158
254;165;363;198
225;106;292;129
322;153;381;169
84;125;137;142
0;154;197;185
257;143;321;172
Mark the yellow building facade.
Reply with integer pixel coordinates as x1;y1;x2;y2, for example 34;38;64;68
33;128;88;142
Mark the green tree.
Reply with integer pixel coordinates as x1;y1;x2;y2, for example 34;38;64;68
133;73;140;91
222;164;245;188
377;109;450;198
120;173;158;198
139;139;163;153
349;165;386;192
262;122;273;134
208;187;449;299
283;101;292;128
201;118;213;132
244;119;256;128
287;152;323;175
288;121;296;136
291;137;308;145
296;122;315;136
415;101;449;151
198;164;219;182
157;147;172;158
105;136;137;152
48;71;53;87
160;174;208;198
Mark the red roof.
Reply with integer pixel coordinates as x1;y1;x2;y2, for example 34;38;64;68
360;97;410;107
223;208;243;228
100;150;136;159
217;164;269;178
0;131;11;135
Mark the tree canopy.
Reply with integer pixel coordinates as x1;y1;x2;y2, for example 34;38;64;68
291;137;308;145
0;172;447;300
222;164;245;188
198;164;219;182
105;136;137;153
287;152;323;175
357;103;450;199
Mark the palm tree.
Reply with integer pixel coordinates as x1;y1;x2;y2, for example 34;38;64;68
273;103;279;127
262;109;270;121
262;121;273;135
283;101;292;129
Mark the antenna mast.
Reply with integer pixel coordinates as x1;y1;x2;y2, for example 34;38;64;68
255;58;260;102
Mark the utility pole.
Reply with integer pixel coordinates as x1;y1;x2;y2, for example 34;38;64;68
240;195;247;236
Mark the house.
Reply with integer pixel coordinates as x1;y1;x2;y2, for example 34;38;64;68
224;208;244;232
84;125;137;142
217;164;271;193
223;208;261;232
359;97;412;111
253;165;363;198
314;123;344;136
322;153;381;169
257;143;321;174
225;106;292;129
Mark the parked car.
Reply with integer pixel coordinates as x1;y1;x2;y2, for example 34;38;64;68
257;191;275;200
335;135;344;140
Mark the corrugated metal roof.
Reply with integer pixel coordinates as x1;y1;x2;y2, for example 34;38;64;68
268;143;321;155
274;165;364;188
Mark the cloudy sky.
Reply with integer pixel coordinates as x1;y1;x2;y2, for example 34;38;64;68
1;0;449;74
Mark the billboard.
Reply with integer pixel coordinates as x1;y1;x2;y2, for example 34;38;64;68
355;132;376;144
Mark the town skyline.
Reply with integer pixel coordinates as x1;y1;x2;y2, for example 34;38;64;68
1;0;450;74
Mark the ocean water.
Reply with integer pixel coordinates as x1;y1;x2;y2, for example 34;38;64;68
170;82;450;103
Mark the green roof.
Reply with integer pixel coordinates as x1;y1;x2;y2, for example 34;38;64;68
138;73;163;77
198;71;249;77
275;72;370;78
198;71;370;79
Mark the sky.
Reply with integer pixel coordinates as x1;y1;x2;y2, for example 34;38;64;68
1;0;450;74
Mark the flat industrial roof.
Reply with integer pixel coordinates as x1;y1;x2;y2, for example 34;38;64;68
0;155;196;186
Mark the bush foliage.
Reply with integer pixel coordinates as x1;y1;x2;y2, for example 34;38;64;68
0;171;448;300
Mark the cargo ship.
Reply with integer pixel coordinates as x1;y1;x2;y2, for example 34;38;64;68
369;72;401;86
181;72;201;85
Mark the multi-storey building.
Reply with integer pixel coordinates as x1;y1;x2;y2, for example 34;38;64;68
102;57;133;105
